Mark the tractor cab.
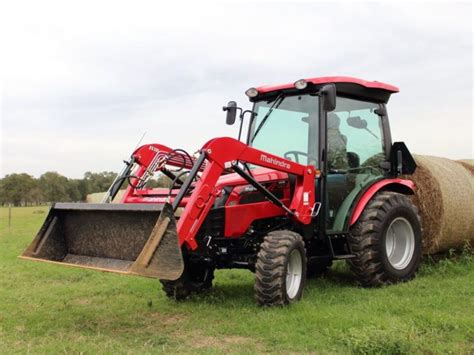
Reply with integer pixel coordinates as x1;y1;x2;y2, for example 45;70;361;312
225;77;404;233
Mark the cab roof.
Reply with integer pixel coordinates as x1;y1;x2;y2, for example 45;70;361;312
252;76;399;104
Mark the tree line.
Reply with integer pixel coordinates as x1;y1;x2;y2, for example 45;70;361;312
0;171;169;206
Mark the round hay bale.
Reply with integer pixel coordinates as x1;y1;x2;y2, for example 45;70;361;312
85;190;125;204
407;156;444;253
456;159;474;175
408;155;473;254
85;192;105;203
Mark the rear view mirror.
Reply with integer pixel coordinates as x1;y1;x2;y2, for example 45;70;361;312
223;101;238;125
320;84;336;112
347;116;368;129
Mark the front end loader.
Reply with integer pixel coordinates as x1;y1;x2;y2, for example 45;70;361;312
21;203;183;279
22;76;420;306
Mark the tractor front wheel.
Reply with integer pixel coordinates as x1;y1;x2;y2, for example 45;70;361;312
348;191;422;287
160;261;214;300
255;230;307;306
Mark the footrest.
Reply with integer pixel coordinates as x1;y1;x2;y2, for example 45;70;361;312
333;254;355;260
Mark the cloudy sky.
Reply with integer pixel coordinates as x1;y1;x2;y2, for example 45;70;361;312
0;1;472;178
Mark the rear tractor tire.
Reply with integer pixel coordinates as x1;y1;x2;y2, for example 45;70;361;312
348;191;422;287
255;230;307;306
160;262;214;300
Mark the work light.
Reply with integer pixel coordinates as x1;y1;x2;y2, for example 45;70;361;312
294;79;307;90
245;87;259;98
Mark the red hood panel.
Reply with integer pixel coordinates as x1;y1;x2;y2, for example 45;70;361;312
215;167;287;187
123;167;287;205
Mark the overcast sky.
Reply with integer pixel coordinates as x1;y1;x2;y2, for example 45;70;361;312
0;1;472;178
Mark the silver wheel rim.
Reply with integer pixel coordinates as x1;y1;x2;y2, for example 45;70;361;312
385;217;415;270
286;249;303;299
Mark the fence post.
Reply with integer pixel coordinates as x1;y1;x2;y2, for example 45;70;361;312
8;205;12;228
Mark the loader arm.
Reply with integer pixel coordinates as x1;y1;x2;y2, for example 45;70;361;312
120;143;204;201
20;137;317;280
172;137;318;250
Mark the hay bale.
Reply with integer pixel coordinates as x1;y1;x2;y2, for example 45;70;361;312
407;155;473;254
407;156;444;253
86;190;125;204
85;192;104;203
457;159;474;175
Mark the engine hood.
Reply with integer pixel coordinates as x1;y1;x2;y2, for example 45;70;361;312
216;167;288;187
124;167;288;205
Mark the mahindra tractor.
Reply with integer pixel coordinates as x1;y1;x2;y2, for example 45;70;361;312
22;76;421;306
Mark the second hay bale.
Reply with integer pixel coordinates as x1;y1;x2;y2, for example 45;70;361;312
457;159;474;175
408;155;473;254
86;190;125;204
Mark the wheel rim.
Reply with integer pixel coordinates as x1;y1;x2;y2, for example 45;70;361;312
385;217;415;270
286;249;303;299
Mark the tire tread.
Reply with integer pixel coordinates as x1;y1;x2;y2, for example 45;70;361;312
254;230;306;306
348;191;422;287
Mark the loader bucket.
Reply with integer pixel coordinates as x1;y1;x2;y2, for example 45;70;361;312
20;202;184;280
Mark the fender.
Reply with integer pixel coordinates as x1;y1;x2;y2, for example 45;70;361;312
349;178;415;226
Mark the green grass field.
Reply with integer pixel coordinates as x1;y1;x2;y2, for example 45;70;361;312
0;206;473;354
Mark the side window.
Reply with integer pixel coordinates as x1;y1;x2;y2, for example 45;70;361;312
328;98;385;170
326;97;386;232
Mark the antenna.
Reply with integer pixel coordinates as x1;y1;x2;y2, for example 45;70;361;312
133;132;147;151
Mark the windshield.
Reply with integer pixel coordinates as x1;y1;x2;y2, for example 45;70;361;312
249;94;319;167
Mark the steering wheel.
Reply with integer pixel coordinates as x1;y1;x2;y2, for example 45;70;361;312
284;151;308;163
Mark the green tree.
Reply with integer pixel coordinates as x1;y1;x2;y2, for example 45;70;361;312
66;179;82;202
76;179;89;201
0;173;37;206
38;172;70;203
145;174;172;188
83;171;117;194
28;186;46;205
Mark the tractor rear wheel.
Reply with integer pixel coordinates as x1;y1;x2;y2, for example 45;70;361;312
160;261;214;300
255;230;307;306
348;191;422;287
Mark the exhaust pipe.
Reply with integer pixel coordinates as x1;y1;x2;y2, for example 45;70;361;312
20;202;184;280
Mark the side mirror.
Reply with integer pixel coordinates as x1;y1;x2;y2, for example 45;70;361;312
320;84;336;112
347;116;368;129
223;101;238;125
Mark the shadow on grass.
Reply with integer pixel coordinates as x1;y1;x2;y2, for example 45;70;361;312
174;262;359;307
317;262;358;287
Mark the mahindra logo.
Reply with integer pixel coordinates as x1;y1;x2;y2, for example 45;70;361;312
260;154;291;170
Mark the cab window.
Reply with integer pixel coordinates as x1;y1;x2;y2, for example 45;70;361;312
327;97;386;232
250;95;319;167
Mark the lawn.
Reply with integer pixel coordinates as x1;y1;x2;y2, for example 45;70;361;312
0;206;473;354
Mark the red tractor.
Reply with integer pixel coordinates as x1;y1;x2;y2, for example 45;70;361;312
22;76;421;306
